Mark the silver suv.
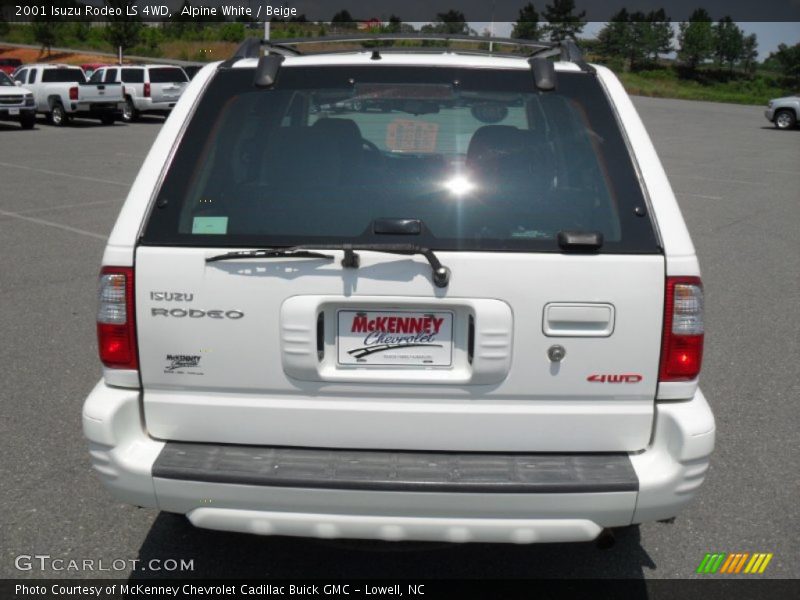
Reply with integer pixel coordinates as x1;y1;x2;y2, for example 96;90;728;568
765;93;799;129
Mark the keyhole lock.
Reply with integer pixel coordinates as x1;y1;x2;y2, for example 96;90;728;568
547;345;566;362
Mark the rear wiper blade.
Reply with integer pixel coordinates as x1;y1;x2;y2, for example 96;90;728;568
206;248;335;263
304;243;451;288
206;244;451;288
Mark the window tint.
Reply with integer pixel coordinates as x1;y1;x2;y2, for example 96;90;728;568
28;69;36;84
42;69;85;83
148;68;188;83
89;70;104;83
143;67;658;254
14;69;27;84
121;68;145;83
104;69;118;83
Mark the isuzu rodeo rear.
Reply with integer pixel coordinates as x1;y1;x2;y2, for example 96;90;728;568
83;36;714;544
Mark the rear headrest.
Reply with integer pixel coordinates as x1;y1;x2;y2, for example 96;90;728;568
261;127;339;184
466;125;557;190
311;117;363;139
466;125;531;169
311;118;364;156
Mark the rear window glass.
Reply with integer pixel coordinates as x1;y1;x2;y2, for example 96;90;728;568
122;68;145;83
142;66;658;254
42;69;85;83
149;68;188;83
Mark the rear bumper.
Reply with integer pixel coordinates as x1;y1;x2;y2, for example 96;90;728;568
133;98;177;113
83;383;714;543
70;102;124;115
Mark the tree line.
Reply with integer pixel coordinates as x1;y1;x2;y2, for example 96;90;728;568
1;0;798;81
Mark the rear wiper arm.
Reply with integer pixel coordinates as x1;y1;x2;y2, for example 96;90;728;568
306;243;451;288
206;244;451;288
206;248;335;263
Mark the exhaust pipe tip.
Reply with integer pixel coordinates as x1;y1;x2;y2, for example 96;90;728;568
595;528;616;550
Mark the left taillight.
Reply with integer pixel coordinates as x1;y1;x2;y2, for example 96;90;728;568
97;267;138;369
659;276;704;382
69;86;79;101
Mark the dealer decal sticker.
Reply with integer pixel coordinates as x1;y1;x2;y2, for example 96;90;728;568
337;310;453;367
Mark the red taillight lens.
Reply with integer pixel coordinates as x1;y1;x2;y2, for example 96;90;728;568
69;86;79;101
97;267;138;369
144;82;150;97
659;276;704;381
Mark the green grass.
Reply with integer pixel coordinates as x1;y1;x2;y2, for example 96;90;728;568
614;67;792;106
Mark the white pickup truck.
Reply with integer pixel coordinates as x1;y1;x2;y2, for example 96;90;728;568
89;64;189;122
12;63;123;126
0;71;36;129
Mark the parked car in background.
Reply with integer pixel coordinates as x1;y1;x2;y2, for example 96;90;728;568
90;64;189;122
83;37;715;546
765;94;799;130
182;65;204;79
81;63;111;80
0;57;23;75
13;64;123;126
0;71;36;129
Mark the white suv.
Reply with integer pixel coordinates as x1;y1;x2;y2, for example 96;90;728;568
83;37;714;545
90;64;189;122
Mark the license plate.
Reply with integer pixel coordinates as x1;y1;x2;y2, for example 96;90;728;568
337;310;453;367
9;108;19;115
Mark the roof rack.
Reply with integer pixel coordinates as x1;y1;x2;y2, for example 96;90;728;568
224;34;592;71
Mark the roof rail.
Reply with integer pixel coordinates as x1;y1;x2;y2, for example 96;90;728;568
221;34;592;72
219;37;301;68
263;33;557;53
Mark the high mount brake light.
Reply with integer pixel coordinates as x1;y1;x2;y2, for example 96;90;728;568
659;276;704;381
97;267;138;369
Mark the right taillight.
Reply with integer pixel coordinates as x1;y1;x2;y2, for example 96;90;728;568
143;82;150;97
97;267;138;369
659;276;704;381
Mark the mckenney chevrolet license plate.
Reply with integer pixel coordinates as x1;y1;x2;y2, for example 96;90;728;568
337;310;453;366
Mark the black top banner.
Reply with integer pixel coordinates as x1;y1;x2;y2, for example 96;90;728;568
1;0;799;22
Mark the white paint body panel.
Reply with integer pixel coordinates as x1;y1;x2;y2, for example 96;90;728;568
136;248;664;451
84;51;714;538
82;381;714;542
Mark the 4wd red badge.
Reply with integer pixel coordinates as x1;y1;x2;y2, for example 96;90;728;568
587;374;643;383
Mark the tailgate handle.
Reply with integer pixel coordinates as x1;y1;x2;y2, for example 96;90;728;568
543;303;615;337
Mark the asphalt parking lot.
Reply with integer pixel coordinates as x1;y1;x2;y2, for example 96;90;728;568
1;99;798;580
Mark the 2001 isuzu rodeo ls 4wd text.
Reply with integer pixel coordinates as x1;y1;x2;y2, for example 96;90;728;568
82;36;715;545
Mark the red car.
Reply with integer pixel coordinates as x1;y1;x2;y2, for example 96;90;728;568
0;58;22;75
